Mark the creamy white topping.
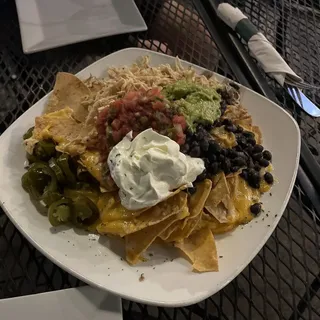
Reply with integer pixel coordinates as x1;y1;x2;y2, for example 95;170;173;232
108;129;205;210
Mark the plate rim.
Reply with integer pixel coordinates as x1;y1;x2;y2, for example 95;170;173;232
0;47;301;307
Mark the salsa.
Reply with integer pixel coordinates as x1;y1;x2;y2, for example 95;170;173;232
96;88;187;156
164;80;222;131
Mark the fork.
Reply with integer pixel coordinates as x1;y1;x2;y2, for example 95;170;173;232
285;85;320;117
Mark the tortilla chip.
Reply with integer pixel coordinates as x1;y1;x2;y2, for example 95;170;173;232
175;227;219;272
162;179;212;242
211;126;236;148
125;202;189;265
79;151;117;191
223;104;252;126
229;175;259;225
199;211;237;234
45;72;90;122
205;173;230;222
97;192;147;222
25;107;87;156
96;192;188;237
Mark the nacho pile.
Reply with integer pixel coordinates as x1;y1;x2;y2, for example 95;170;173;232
21;57;274;273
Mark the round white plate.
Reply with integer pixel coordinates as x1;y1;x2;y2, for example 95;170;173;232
0;48;300;307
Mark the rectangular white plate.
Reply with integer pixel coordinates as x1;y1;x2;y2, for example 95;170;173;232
15;0;147;53
0;286;122;320
0;48;300;307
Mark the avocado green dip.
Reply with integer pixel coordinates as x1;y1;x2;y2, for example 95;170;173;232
164;80;221;131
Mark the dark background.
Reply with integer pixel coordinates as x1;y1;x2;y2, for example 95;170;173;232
0;0;319;319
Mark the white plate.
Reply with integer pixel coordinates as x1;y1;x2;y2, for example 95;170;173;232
15;0;147;53
0;286;122;320
0;48;300;307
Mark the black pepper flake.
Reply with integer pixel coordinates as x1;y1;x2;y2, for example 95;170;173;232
262;218;265;221
267;225;271;227
139;273;145;282
122;269;124;271
219;255;223;258
116;153;120;157
153;267;156;270
130;187;133;190
269;193;272;196
149;253;153;257
275;214;278;217
124;173;127;177
266;213;269;217
120;258;123;261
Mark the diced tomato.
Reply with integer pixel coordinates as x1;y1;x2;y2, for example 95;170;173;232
111;119;121;130
125;91;140;100
96;87;189;157
173;115;187;131
112;130;123;143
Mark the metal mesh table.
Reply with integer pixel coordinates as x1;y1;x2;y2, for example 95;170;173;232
0;0;319;319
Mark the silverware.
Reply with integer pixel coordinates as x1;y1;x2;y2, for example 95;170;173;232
285;85;320;117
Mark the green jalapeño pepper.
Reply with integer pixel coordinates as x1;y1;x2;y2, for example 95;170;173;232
71;195;99;228
48;198;71;226
21;162;61;206
49;158;66;184
33;140;56;161
56;154;76;184
23;127;34;140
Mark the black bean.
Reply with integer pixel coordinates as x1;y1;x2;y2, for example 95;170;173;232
238;137;248;148
263;150;272;161
225;125;237;133
240;169;249;180
248;170;261;188
264;172;274;184
219;154;226;162
236;151;247;159
220;101;227;116
203;158;210;168
247;157;255;168
195;131;204;140
231;166;240;173
228;149;238;159
185;187;197;195
208;153;217;162
252;153;262;161
222;158;231;174
190;146;201;158
243;131;255;138
259;158;270;167
220;148;227;156
250;203;262;215
233;157;246;167
200;139;209;152
247;137;256;146
253;144;264;153
208;141;221;154
210;162;219;175
249;180;260;189
222;119;233;126
254;164;261;172
196;170;207;182
245;145;254;154
235;145;243;152
180;143;189;154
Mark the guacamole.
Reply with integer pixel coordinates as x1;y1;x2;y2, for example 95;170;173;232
164;80;221;131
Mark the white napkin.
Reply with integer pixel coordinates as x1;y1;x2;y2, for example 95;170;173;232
217;3;303;87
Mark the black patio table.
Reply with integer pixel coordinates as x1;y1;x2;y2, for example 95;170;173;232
1;0;320;319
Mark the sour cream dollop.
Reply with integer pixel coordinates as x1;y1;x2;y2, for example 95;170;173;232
108;128;205;210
